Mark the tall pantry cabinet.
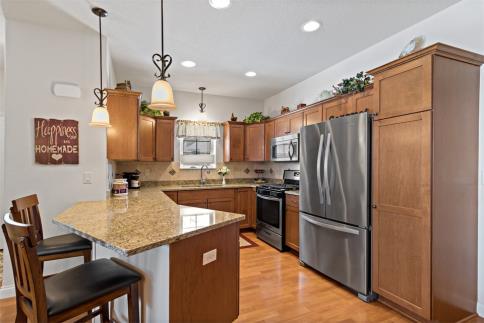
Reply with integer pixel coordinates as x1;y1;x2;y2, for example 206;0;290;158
369;44;484;322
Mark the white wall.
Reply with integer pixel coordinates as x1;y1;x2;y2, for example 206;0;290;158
264;0;484;315
1;19;112;291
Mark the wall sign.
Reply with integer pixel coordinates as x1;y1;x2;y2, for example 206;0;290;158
34;118;79;165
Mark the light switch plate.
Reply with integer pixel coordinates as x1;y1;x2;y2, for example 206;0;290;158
83;171;93;184
202;249;217;266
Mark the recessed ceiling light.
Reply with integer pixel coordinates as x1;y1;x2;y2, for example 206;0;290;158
209;0;230;9
181;60;196;68
245;71;256;77
302;20;320;32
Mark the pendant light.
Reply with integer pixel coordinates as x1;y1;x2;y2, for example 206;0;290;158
149;0;176;111
198;87;206;113
89;7;110;127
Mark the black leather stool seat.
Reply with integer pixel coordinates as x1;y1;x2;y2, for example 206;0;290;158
44;258;141;316
37;233;91;257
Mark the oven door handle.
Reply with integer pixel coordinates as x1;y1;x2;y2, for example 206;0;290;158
256;194;281;202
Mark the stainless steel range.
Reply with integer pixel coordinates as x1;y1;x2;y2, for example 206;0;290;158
256;170;299;251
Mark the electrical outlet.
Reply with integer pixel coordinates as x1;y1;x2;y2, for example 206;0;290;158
83;171;93;184
202;249;217;266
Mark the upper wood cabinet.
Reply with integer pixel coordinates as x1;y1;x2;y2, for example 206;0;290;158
372;112;431;319
264;120;275;161
138;115;156;161
106;90;141;160
372;55;432;119
322;95;355;120
274;111;304;136
245;123;265;161
303;104;323;126
353;86;375;113
155;117;176;162
224;122;245;162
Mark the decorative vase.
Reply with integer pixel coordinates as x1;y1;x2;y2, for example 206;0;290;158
222;176;226;186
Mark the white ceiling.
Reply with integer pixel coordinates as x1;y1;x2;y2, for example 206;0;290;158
2;0;460;99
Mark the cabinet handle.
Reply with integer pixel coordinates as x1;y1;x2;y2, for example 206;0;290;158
372;204;377;209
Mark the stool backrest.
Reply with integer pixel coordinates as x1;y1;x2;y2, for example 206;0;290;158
2;213;48;322
11;194;43;242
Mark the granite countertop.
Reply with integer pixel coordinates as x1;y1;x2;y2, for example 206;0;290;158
285;190;299;196
53;187;245;256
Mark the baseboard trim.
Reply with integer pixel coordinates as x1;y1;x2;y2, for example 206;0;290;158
0;285;15;299
477;302;484;317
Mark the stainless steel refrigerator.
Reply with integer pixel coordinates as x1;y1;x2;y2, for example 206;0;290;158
299;112;375;302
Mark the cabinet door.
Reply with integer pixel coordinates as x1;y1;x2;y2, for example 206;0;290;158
372;112;431;319
155;118;175;161
138;116;155;161
304;105;323;126
289;112;303;134
236;188;251;229
106;92;139;160
274;116;290;137
285;195;299;251
323;95;355;120
163;191;178;203
207;198;234;213
224;123;245;162
245;123;265;161
249;188;257;228
373;55;432;119
264;121;275;161
353;87;375;113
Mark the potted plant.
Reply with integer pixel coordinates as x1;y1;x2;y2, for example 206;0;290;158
243;112;269;123
332;71;372;95
217;166;230;185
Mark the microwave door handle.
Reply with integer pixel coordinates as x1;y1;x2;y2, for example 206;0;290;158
316;134;325;205
323;133;331;205
300;214;359;235
288;142;294;160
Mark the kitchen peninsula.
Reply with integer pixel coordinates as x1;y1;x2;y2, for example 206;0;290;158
53;187;244;322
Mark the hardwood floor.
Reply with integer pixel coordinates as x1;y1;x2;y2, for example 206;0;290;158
0;232;482;322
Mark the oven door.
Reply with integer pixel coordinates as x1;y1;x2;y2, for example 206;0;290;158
256;193;283;235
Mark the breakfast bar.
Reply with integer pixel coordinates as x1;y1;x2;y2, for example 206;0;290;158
53;187;244;323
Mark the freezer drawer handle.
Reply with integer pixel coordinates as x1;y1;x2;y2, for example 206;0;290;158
301;214;359;235
323;133;332;205
316;134;325;205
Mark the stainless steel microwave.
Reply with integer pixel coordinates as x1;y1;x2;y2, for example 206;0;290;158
270;133;299;162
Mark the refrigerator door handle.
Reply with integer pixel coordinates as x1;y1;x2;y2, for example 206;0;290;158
300;214;360;235
316;134;325;205
323;133;332;205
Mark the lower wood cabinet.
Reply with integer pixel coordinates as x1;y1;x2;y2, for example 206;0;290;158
236;188;256;229
163;191;178;203
177;189;235;213
285;194;299;251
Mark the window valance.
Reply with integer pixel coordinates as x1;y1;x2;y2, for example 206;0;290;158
176;120;223;139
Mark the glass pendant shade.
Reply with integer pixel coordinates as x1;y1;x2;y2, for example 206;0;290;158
149;79;176;111
89;106;111;127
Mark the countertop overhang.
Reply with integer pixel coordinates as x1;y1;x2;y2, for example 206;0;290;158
53;187;245;256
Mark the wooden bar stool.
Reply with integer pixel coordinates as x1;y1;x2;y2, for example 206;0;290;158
10;194;92;265
2;213;141;323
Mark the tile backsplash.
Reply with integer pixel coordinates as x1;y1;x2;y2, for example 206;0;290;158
115;161;299;182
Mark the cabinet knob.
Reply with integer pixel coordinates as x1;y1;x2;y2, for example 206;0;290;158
371;204;377;209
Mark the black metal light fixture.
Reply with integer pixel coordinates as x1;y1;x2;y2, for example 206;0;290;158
89;7;111;127
149;0;176;111
199;87;206;113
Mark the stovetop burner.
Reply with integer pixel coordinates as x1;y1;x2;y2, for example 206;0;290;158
259;183;299;191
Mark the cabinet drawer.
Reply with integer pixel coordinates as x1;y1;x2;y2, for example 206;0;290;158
285;194;299;209
178;190;208;204
373;55;432;119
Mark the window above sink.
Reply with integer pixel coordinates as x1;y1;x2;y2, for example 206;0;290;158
179;137;217;169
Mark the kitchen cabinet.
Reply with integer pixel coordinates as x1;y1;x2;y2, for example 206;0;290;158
285;194;299;251
236;188;256;229
163;191;178;203
224;122;245;162
322;95;355;120
373;55;432;120
303;104;323;126
178;189;235;213
369;44;483;322
264;120;274;161
353;86;375;113
106;89;141;160
274;111;303;136
138;115;156;161
245;123;265;161
155;117;176;161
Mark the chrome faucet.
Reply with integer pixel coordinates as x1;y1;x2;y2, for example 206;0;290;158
200;164;209;185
